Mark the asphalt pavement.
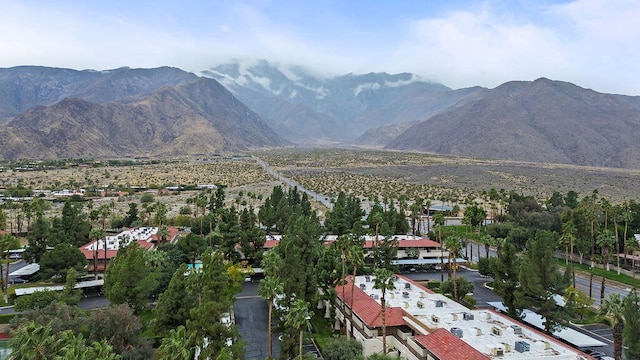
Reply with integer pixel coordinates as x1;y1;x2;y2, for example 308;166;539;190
235;281;281;360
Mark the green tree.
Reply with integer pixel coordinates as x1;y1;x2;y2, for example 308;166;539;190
490;239;523;319
58;268;82;306
187;250;244;360
157;325;196;360
623;289;640;359
177;233;207;267
104;242;156;314
14;290;60;312
563;286;593;320
86;304;153;359
38;243;88;282
25;215;51;263
322;336;364;360
519;230;570;332
285;299;313;360
154;265;198;333
441;277;474;303
373;267;395;354
599;293;625;360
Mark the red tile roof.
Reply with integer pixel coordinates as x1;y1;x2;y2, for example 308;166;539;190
336;277;406;328
363;238;441;249
415;328;490;360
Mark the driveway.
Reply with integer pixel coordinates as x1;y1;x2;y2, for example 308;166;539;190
235;281;281;360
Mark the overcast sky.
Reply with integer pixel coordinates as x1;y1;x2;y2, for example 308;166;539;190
1;0;639;95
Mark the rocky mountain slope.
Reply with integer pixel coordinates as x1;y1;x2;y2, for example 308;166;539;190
0;77;288;159
0;66;197;121
385;78;640;168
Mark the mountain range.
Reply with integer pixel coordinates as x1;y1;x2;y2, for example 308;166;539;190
0;66;288;158
1;61;640;169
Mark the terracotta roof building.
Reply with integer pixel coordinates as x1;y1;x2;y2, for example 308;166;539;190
79;226;179;272
333;275;591;360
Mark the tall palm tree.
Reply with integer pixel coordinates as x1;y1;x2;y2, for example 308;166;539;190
0;233;19;302
157;325;195;360
597;229;615;301
346;244;364;337
560;220;578;287
444;235;464;300
258;276;283;360
89;228;105;279
285;299;313;360
373;268;395;354
432;212;446;282
599;293;625;360
625;236;639;288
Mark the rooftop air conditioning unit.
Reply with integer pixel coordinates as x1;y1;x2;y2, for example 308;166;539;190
474;327;482;336
359;284;367;290
490;347;504;357
432;315;440;324
515;341;530;353
371;294;379;300
501;342;512;352
450;327;463;338
365;276;371;282
463;313;474;320
402;292;410;299
451;313;458;321
492;327;503;336
510;325;522;334
417;301;424;309
435;300;443;307
405;282;411;289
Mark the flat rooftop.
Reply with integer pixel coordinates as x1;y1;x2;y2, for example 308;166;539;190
353;275;588;359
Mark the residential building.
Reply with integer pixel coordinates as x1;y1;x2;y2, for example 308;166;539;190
333;274;591;360
78;226;179;272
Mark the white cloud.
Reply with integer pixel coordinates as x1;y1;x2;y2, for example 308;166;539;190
1;0;640;95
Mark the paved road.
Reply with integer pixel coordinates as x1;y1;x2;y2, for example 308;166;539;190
235;281;281;360
253;156;332;209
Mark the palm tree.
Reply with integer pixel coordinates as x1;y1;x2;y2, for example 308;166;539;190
373;267;395;354
444;234;464;300
597;229;615;301
285;299;313;360
560;220;578;287
599;293;625;360
0;233;20;302
159;225;170;244
432;212;446;282
89;227;105;279
346;243;364;337
335;234;350;308
87;340;121;359
8;322;61;360
258;276;283;360
157;325;196;360
625;236;639;288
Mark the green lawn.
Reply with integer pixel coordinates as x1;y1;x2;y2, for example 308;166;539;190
556;258;638;288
